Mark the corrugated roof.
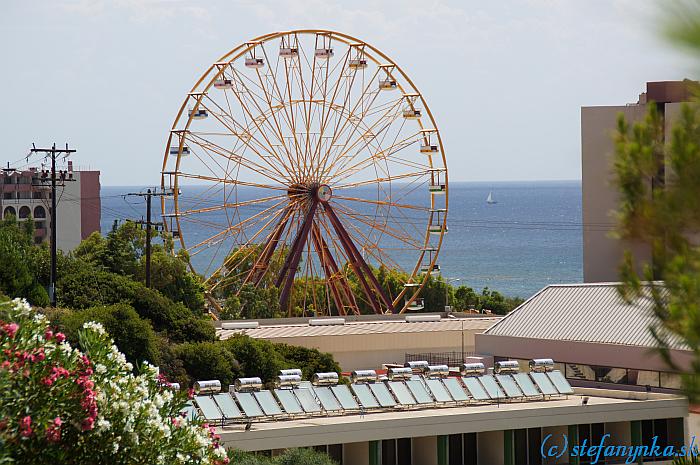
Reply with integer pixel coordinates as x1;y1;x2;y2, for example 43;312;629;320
217;317;500;340
484;283;687;350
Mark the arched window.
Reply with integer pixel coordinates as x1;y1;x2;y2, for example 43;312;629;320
3;206;16;219
18;206;31;219
34;206;46;219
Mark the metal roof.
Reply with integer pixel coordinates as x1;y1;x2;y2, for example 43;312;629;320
217;317;500;340
483;283;687;350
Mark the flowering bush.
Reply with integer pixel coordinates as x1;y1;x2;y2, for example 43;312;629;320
0;298;229;465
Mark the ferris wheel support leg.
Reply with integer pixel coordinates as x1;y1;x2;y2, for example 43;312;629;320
242;206;291;287
323;203;396;314
311;225;346;316
276;201;319;313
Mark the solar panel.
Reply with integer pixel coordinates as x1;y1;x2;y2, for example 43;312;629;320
530;372;558;396
195;395;223;421
299;381;313;390
388;381;416;405
513;373;541;397
425;378;452;402
253;390;283;416
330;385;360;410
405;379;434;404
313;386;342;412
234;392;264;417
181;401;199;420
478;375;506;399
369;383;397;407
547;371;574;395
213;393;243;419
496;374;524;398
274;389;304;414
462;377;490;401
351;383;380;409
443;377;469;402
294;388;322;413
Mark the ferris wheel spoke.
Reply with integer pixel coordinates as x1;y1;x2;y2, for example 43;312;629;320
314;218;360;315
315;65;382;178
176;194;287;217
185;131;290;183
190;197;289;253
332;195;431;212
225;70;306;180
335;208;405;272
176;172;286;192
331;202;423;249
332;170;429;190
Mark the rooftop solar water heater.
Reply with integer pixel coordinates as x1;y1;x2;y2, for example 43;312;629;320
425;378;452;403
478;375;506;400
293;388;322;413
387;381;417;405
530;372;558;396
313;386;343;412
181;401;199;420
274;389;304;415
442;377;469;402
405;379;434;404
195;395;223;421
462;377;490;401
253;390;283;416
369;383;397;407
213;393;243;420
234;392;264;418
496;374;524;398
351;383;381;409
546;370;575;395
330;384;360;411
512;372;541;397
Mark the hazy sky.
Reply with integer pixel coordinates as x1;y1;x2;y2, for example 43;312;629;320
0;0;692;185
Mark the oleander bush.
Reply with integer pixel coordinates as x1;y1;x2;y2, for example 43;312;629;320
0;298;228;465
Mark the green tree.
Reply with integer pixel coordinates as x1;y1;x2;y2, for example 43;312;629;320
0;217;49;306
175;342;241;387
613;1;700;400
56;303;160;366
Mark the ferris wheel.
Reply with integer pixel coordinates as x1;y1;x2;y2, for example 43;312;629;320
161;30;448;316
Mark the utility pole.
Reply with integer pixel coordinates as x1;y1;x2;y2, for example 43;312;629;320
126;188;169;288
30;143;76;307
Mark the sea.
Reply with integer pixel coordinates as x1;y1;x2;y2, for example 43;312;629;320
99;181;583;299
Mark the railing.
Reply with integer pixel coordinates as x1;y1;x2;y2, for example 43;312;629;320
405;351;476;367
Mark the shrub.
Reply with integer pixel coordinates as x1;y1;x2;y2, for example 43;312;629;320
56;303;160;366
0;298;228;465
175;342;241;388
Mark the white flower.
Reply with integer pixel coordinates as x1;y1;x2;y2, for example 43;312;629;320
112;442;119;453
82;321;106;335
97;419;111;431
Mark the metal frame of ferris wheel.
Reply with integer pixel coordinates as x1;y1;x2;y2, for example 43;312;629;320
161;30;449;316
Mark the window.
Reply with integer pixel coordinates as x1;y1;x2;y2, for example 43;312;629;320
513;429;542;465
578;423;604;465
18;206;30;219
660;372;682;389
34;206;46;219
3;206;16;219
382;439;396;465
312;445;343;464
447;433;477;465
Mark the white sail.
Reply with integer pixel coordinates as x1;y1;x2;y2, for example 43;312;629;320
486;191;496;204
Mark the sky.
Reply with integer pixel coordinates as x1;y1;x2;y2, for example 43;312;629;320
0;0;693;185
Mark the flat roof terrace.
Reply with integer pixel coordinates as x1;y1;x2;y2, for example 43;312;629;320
218;388;687;451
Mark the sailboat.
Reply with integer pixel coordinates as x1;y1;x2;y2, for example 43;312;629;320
486;191;497;204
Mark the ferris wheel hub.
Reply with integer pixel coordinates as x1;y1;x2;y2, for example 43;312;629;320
316;184;332;202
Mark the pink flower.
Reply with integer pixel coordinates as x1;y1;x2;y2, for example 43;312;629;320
41;376;55;386
2;323;18;338
1;361;10;370
19;416;32;437
44;328;53;340
53;417;62;427
54;333;65;343
81;417;95;431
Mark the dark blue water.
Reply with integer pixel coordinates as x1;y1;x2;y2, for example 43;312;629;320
100;181;582;298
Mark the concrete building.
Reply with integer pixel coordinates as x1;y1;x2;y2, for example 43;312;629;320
0;164;101;251
216;313;500;371
581;80;694;283
217;388;686;465
475;283;689;394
